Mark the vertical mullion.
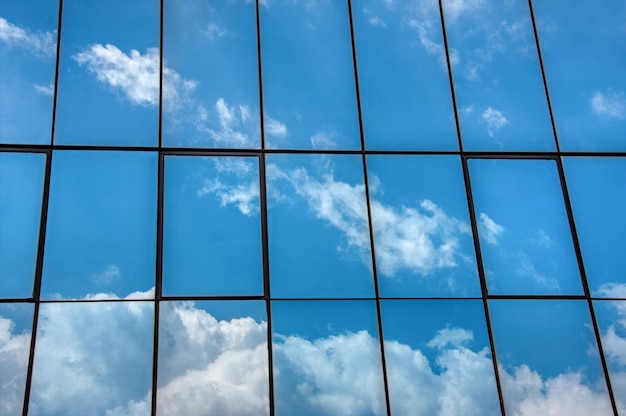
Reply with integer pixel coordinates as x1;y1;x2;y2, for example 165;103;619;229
346;1;391;414
461;157;507;416
150;0;165;414
22;0;64;412
554;158;619;415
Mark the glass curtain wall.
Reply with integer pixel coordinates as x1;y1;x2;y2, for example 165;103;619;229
1;0;625;415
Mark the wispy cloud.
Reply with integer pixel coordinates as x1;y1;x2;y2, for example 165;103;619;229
73;44;197;112
478;212;504;245
590;89;626;119
33;83;54;96
90;264;121;285
363;8;386;27
481;107;509;137
204;22;226;40
0;17;56;58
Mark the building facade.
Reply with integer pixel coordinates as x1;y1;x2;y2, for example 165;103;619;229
0;0;625;415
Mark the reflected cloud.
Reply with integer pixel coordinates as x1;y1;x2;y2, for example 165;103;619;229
33;83;54;96
481;106;509;137
0;17;56;58
478;212;504;245
590;89;626;120
90;264;121;285
4;293;622;415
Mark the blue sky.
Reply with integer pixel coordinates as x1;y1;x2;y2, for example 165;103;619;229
1;0;626;415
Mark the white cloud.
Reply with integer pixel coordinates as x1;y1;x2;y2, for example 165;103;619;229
481;107;509;137
2;292;625;415
478;212;504;245
531;228;552;248
0;316;31;416
264;116;288;141
197;176;259;216
363;8;386;27
0;17;56;58
73;44;197;111
443;0;484;22
459;105;474;117
90;264;121;284
407;18;459;68
516;256;560;292
197;98;257;147
266;164;471;278
33;83;54;96
590;89;626;120
310;131;337;149
204;22;226;40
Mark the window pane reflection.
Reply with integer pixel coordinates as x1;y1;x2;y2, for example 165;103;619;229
272;300;385;416
54;0;159;146
162;0;260;148
0;152;45;299
594;300;626;413
489;300;613;415
29;301;154;416
382;300;499;416
564;157;626;295
0;0;57;145
0;303;33;416
367;155;479;297
534;0;626;151
42;151;157;299
443;0;554;151
469;159;582;295
353;0;457;150
267;154;374;298
157;301;269;415
261;0;360;149
163;156;263;296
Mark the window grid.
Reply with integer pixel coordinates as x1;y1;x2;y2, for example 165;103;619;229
0;0;622;415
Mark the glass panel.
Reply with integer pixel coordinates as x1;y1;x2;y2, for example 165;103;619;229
443;0;554;151
157;300;268;415
489;300;613;415
594;300;626;413
162;0;260;148
353;0;457;150
469;159;582;295
533;0;626;151
0;152;45;298
260;0;360;150
163;156;263;296
382;300;499;415
42;151;157;299
272;300;385;416
0;303;33;416
367;155;479;297
0;0;57;144
29;301;154;416
266;154;374;298
54;0;159;146
564;157;626;295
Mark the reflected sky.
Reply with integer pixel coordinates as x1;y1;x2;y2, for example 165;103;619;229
0;0;57;145
533;0;626;150
0;152;45;299
564;157;626;294
470;159;582;295
42;151;157;299
594;299;626;411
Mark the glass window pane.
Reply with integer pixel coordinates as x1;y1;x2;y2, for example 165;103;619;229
42;151;157;299
594;300;626;413
0;303;33;416
489;300;613;415
534;0;626;151
54;0;159;146
157;300;268;415
469;159;582;295
163;156;263;296
272;300;386;416
261;0;360;150
162;0;260;148
0;152;45;298
443;0;554;151
382;300;499;415
0;0;57;144
367;155;479;297
353;0;457;150
29;301;154;416
267;154;374;298
564;157;626;295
